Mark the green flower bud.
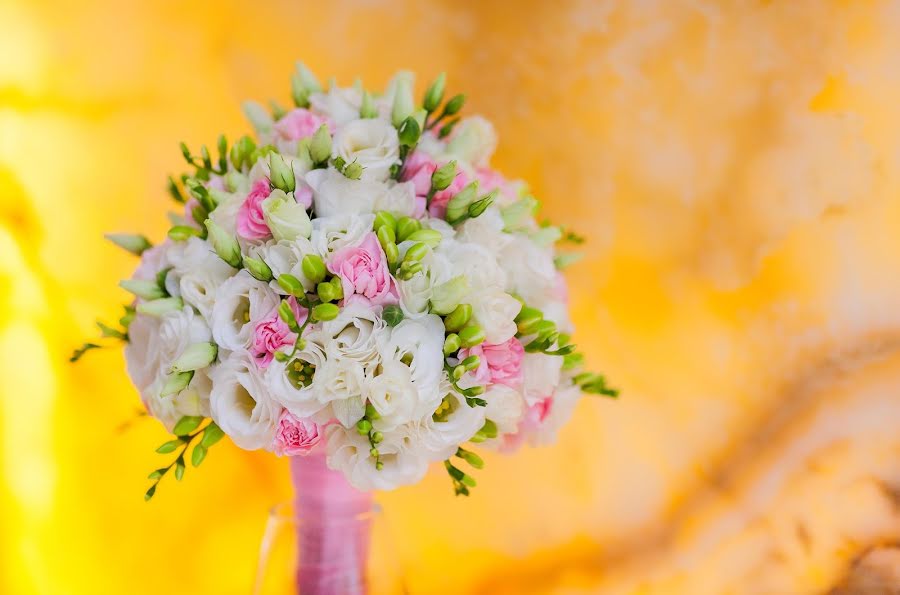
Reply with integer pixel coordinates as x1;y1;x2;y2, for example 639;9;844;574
460;355;480;371
468;190;496;219
396;217;422;242
316;280;340;303
161;371;193;397
309;124;332;166
430;275;469;315
301;254;326;285
452;364;466;380
311;303;340;321
356;419;372;435
405;229;442;248
443;94;465;116
171;342;218;373
383;241;400;266
119;279;165;301
269;99;287;120
295;61;322;94
329;275;343;297
290;73;310;108
369;447;380;458
365;402;380;420
443;304;472;332
412;108;427;132
431;160;457;192
205;219;242;268
375;461;384;470
456;448;484;469
343;161;364;180
230;135;257;170
391;75;415;128
439;118;460;139
373;211;397;234
262;189;311;241
403;242;428;263
458;325;485;348
554;253;583;269
423;72;446;112
277;274;306;297
360;90;378;118
515;306;543;335
371;431;384;444
136;297;184;317
241;100;273;134
243;257;273;282
396;261;423;281
376;224;396;248
382;304;404;327
278;300;300;332
397;116;421;147
462;385;485;397
443;333;461;355
167;226;202;242
105;233;152;256
268;154;296;192
445;181;479;224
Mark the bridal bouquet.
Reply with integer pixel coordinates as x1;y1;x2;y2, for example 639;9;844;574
75;64;616;501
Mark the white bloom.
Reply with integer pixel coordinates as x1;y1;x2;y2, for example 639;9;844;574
209;352;281;450
417;378;486;459
483;384;525;435
522;353;562;405
367;361;418;431
326;424;429;491
310;357;368;427
310;214;376;259
469;289;521;344
500;235;556;305
307;168;385;218
251;237;317;293
309;86;363;125
332;118;400;182
265;342;328;419
372;181;417;217
529;382;581;446
446;115;497;167
377;315;445;418
125;313;163;401
313;303;387;365
262;189;312;241
165;237;235;321
395;245;452;317
210;270;280;351
207;190;245;237
455;207;512;254
437;239;506;293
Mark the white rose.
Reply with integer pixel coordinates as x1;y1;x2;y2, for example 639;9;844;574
310;357;368;427
326;424;429;491
522;353;562;405
469;289;521;344
210;270;280;351
377;314;445;418
306;168;387;218
417;377;486;460
483;384;525;435
165;237;235;321
265;341;328;420
251;237;317;293
446;115;498;168
332;118;400;182
310;214;376;260
209;352;281;450
500;235;556;305
309;87;363;125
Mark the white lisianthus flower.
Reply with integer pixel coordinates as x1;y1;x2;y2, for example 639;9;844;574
372;182;417;217
251;237;317;293
332;118;400;182
261;189;312;241
326;424;429;491
367;361;418;431
469;289;521;344
309;86;363;125
209;352;281;450
438;239;506;293
310;357;368;427
310;214;376;259
378;315;445;418
207;190;244;237
395;245;452;317
265;341;328;420
125;313;163;403
306;168;386;218
522;352;563;405
165;237;235;321
157;306;213;372
500;235;557;305
418;378;486;459
446;115;498;168
482;384;526;435
313;303;386;365
210;270;280;351
455;207;512;254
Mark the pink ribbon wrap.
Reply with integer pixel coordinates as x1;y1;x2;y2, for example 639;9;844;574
290;452;374;595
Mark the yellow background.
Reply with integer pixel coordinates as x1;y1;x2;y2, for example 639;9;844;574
3;1;900;593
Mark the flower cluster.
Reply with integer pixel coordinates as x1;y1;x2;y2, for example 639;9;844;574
77;64;617;497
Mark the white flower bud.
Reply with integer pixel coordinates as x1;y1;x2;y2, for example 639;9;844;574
391;73;415;128
241;101;273;135
262;190;312;242
171;342;218;373
430;275;469;315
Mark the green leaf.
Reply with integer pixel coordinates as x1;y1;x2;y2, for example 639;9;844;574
191;444;207;467
144;485;157;501
200;423;225;448
175;457;186;481
172;416;204;436
69;343;102;363
96;321;126;340
147;468;167;480
156;439;183;454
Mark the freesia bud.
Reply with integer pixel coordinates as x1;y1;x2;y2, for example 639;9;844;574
443;304;472;332
262;189;312;241
462;385;485;397
443;93;465;116
229;135;257;170
161;371;194;397
391;76;415;128
360;90;378;118
268;154;296;192
460;355;480;371
405;229;442;248
365;402;380;420
278;300;300;332
430;275;469;315
243;257;273;282
456;448;484;469
371;431;384;444
396;261;423;280
395;217;421;242
515;306;543;335
443;333;461;355
403;242;428;263
445;181;479;224
241;100;274;134
277;274;305;297
171;342;218;373
383;241;400;266
205;219;242;268
105;233;151;256
356;419;372;435
317;280;340;302
431;161;457;192
423;72;446;112
167;226;202;242
308;125;332;166
137;297;184;317
376;224;396;248
311;303;339;321
458;325;485;348
382;304;404;327
301;254;326;284
467;190;496;219
452;364;465;381
373;211;397;234
119;279;165;301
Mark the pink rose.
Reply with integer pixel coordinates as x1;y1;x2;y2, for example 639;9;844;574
327;232;397;306
236;178;272;240
459;337;524;388
251;297;307;369
273;410;323;456
274;109;332;142
400;151;470;219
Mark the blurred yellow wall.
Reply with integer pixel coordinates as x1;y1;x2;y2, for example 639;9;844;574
3;1;900;593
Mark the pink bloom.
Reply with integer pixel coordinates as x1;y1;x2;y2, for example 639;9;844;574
236;178;272;240
475;167;515;200
273;410;323;456
251;297;307;369
274;108;332;142
459;337;524;388
501;396;553;452
327;232;397;306
552;273;569;303
294;184;313;209
400;151;470;219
